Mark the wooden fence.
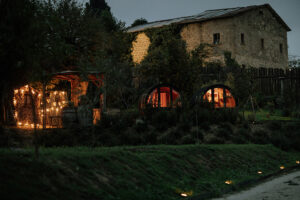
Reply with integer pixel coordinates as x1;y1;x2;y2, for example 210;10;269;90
247;68;300;103
199;66;300;103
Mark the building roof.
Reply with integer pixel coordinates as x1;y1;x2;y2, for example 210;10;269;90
127;4;291;33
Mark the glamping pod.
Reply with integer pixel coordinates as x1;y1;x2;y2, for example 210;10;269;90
194;84;236;108
140;84;181;109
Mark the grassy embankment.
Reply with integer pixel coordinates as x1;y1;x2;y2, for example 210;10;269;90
1;144;300;200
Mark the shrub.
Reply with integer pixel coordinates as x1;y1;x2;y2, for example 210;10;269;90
199;121;210;131
151;110;177;132
266;121;282;131
121;128;141;146
214;109;239;124
269;131;291;151
179;134;194;144
133;119;148;133
232;128;249;144
141;129;158;145
251;129;269;144
157;127;183;144
216;128;231;140
190;127;204;143
204;134;225;144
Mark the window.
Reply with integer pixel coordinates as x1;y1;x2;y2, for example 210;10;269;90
241;33;245;45
259;10;264;15
261;38;264;49
202;87;236;108
213;33;220;44
280;43;283;53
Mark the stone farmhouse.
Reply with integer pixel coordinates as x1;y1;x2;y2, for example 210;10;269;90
128;4;291;69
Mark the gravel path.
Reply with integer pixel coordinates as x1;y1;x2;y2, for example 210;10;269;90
211;170;300;200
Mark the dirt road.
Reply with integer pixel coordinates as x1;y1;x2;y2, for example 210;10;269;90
211;170;300;200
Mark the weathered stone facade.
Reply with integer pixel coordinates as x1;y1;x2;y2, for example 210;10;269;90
130;5;290;69
131;32;151;64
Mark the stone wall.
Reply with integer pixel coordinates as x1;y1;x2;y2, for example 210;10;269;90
232;7;288;68
131;7;289;68
131;32;151;64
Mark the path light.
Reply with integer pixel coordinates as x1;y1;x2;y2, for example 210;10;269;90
180;193;188;197
280;166;285;170
179;190;193;197
257;171;263;174
296;161;300;164
225;180;233;185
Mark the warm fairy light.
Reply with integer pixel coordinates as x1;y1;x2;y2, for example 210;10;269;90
54;91;57;95
56;108;59;112
31;124;34;128
225;180;233;185
51;107;54;111
280;166;285;170
13;98;17;106
24;122;29;126
25;85;28;88
53;102;56;106
38;93;41;97
46;108;50;112
14;112;18;118
14;89;18;94
62;91;65;95
21;89;24;94
296;161;300;164
32;90;35;94
257;171;263;174
18;122;22;126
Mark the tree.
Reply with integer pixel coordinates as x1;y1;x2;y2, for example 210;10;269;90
131;18;148;27
289;55;300;68
136;25;203;99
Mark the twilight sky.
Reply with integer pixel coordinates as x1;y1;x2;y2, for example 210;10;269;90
80;0;300;57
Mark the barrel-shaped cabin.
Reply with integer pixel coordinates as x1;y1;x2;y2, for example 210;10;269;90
194;84;236;108
140;84;181;109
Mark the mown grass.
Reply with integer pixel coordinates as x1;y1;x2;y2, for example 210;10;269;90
0;144;299;200
242;109;298;121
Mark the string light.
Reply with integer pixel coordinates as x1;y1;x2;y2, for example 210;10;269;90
14;86;68;129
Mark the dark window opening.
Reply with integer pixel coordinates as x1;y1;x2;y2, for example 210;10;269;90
241;33;245;45
259;10;264;15
213;33;220;45
261;38;264;49
280;43;283;53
